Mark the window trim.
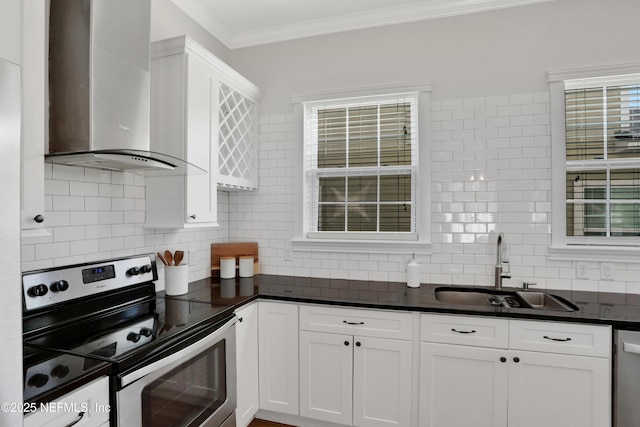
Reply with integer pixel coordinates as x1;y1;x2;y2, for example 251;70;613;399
291;83;432;255
549;63;640;262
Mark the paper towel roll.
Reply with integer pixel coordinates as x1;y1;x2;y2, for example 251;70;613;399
239;256;254;277
407;257;420;288
220;257;236;279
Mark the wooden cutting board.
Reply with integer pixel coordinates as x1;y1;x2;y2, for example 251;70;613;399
211;242;259;277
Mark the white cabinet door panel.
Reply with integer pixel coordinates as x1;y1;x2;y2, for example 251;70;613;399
354;337;412;427
507;350;611;427
419;342;508;427
300;330;353;425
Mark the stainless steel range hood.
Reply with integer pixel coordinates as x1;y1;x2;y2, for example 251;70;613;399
46;0;203;176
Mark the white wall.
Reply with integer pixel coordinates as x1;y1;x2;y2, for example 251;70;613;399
227;0;640;293
0;0;21;64
151;0;230;61
229;0;640;115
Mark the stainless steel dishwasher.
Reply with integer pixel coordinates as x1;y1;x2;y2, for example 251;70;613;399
615;330;640;427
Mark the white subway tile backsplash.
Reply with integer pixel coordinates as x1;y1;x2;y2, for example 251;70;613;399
24;90;640;294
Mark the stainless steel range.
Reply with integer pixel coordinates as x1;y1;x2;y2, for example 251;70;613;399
22;254;237;427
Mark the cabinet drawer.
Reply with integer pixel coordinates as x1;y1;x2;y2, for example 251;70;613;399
299;305;414;340
24;377;110;427
509;320;611;358
421;314;509;349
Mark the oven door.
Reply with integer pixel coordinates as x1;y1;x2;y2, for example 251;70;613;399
117;316;237;427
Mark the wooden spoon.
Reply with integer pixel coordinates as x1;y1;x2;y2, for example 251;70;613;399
157;252;169;266
164;250;174;266
174;250;184;266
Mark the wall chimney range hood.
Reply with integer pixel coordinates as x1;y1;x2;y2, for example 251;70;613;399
46;0;203;176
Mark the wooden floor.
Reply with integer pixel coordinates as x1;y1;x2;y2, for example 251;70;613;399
248;419;294;427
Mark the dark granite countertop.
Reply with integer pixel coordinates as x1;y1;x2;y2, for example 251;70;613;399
161;274;640;330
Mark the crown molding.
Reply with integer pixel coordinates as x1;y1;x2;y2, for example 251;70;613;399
172;0;556;50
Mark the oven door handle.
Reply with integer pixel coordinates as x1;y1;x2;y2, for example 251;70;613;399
120;315;237;388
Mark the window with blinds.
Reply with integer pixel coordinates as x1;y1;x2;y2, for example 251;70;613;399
564;74;640;239
304;95;418;237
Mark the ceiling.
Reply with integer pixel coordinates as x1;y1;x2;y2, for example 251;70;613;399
170;0;554;49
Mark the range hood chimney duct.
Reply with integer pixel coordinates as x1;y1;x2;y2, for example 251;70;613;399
46;0;201;176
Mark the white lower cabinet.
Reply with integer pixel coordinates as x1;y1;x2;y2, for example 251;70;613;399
420;342;509;427
299;305;414;427
419;314;611;427
236;303;259;427
258;301;299;415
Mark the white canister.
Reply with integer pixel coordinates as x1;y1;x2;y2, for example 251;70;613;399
239;256;254;277
407;256;420;288
165;264;189;295
220;257;236;279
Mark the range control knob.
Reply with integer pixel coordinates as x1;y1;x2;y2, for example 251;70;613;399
140;264;153;274
51;365;70;378
127;332;141;343
127;267;140;276
139;328;153;338
50;280;69;292
27;373;49;388
27;284;49;297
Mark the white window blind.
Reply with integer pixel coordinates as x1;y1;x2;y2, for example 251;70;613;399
303;94;418;239
564;74;640;242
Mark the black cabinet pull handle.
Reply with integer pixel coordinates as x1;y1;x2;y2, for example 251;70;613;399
238;317;243;322
355;342;361;347
344;341;350;346
34;214;44;223
451;328;476;334
343;320;365;325
190;214;196;219
500;357;507;363
513;357;520;363
65;412;85;427
543;335;572;342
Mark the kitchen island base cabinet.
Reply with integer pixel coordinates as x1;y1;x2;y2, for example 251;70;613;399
258;301;299;415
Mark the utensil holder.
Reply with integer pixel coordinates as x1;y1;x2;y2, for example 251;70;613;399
165;264;189;295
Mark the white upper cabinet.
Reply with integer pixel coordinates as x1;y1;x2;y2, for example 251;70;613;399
146;36;262;228
20;0;47;237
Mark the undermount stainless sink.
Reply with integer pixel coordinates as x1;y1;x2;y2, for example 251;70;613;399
435;287;578;312
515;291;578;311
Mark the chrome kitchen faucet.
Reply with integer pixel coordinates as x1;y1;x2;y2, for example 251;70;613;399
495;232;511;290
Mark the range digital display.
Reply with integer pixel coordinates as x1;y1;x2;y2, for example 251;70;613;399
81;264;116;284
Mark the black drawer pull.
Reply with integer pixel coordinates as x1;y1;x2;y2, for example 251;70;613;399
343;320;365;325
65;412;85;427
451;328;476;334
543;335;572;342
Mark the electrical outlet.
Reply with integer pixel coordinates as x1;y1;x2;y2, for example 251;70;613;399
600;262;614;281
576;261;589;279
